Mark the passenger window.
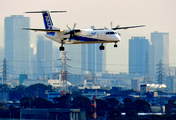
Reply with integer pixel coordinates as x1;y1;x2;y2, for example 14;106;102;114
106;32;109;35
110;32;114;34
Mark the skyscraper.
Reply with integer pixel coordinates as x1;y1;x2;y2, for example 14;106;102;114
37;35;53;78
4;15;30;77
81;43;106;74
64;44;82;74
150;31;169;75
0;47;4;62
52;45;60;73
129;37;149;76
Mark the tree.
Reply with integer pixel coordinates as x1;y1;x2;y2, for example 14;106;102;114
53;93;72;108
96;99;107;117
133;99;151;112
72;96;91;115
126;110;137;118
108;109;121;120
122;98;134;112
24;83;53;98
32;97;53;108
9;85;25;100
105;98;119;110
20;97;33;108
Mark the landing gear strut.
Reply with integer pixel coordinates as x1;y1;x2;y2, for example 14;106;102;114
99;44;105;50
114;42;118;47
59;40;65;51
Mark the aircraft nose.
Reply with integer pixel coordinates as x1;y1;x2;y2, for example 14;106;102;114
115;34;121;41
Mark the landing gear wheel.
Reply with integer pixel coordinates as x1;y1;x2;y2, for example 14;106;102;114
114;44;118;47
99;45;105;50
59;46;65;51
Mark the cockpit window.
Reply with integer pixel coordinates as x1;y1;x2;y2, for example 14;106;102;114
106;32;116;35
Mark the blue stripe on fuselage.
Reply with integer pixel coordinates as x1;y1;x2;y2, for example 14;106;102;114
74;36;104;42
47;32;55;36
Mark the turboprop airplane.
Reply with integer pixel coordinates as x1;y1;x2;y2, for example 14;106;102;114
21;10;145;51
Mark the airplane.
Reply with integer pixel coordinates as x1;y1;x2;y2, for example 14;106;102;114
21;10;145;51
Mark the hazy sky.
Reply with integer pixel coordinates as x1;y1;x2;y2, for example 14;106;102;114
0;0;176;73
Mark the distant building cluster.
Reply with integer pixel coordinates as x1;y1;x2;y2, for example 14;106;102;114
0;15;176;95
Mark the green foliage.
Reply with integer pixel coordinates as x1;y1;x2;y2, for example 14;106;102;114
105;98;119;110
126;110;137;118
9;83;53;100
53;93;72;108
108;109;121;120
0;109;10;118
96;99;107;117
20;97;33;108
72;96;91;114
32;97;53;108
133;99;151;112
9;85;25;100
24;83;53;98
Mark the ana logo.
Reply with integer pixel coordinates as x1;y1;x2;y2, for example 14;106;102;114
91;32;96;35
45;15;52;29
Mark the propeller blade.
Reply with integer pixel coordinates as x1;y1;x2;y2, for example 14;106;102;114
116;25;120;28
74;35;79;40
67;24;71;30
110;21;113;29
73;23;76;30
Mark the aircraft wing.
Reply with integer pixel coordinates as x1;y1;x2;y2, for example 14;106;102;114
112;25;145;30
20;28;64;32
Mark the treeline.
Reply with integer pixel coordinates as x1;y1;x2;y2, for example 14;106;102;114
0;84;176;119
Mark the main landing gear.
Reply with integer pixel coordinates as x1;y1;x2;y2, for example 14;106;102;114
99;44;105;50
59;40;65;51
114;42;118;48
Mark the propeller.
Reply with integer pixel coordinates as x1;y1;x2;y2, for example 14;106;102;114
111;21;120;29
105;21;120;30
66;23;79;41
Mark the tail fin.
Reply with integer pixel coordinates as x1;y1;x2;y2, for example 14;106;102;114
25;10;66;29
42;11;54;29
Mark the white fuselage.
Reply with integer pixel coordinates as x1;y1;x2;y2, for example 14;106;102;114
45;29;121;45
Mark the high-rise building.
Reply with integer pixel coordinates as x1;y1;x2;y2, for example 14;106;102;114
37;35;53;78
150;31;169;75
131;78;140;91
52;45;60;73
4;15;30;77
129;37;149;76
81;43;106;74
65;44;82;74
0;47;4;62
29;44;37;78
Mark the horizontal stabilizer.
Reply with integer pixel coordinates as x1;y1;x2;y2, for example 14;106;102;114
20;28;64;32
25;10;66;13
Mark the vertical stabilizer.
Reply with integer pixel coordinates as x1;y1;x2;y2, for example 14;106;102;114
42;11;53;29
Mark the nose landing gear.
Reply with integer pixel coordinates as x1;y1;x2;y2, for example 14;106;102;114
114;42;118;47
99;44;105;50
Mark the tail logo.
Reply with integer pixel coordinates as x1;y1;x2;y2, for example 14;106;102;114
45;15;52;29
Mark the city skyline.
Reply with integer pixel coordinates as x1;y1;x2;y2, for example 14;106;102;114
4;15;30;77
0;0;176;74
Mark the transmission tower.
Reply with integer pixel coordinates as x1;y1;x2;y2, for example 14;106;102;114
157;60;164;84
2;58;7;84
59;51;70;95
